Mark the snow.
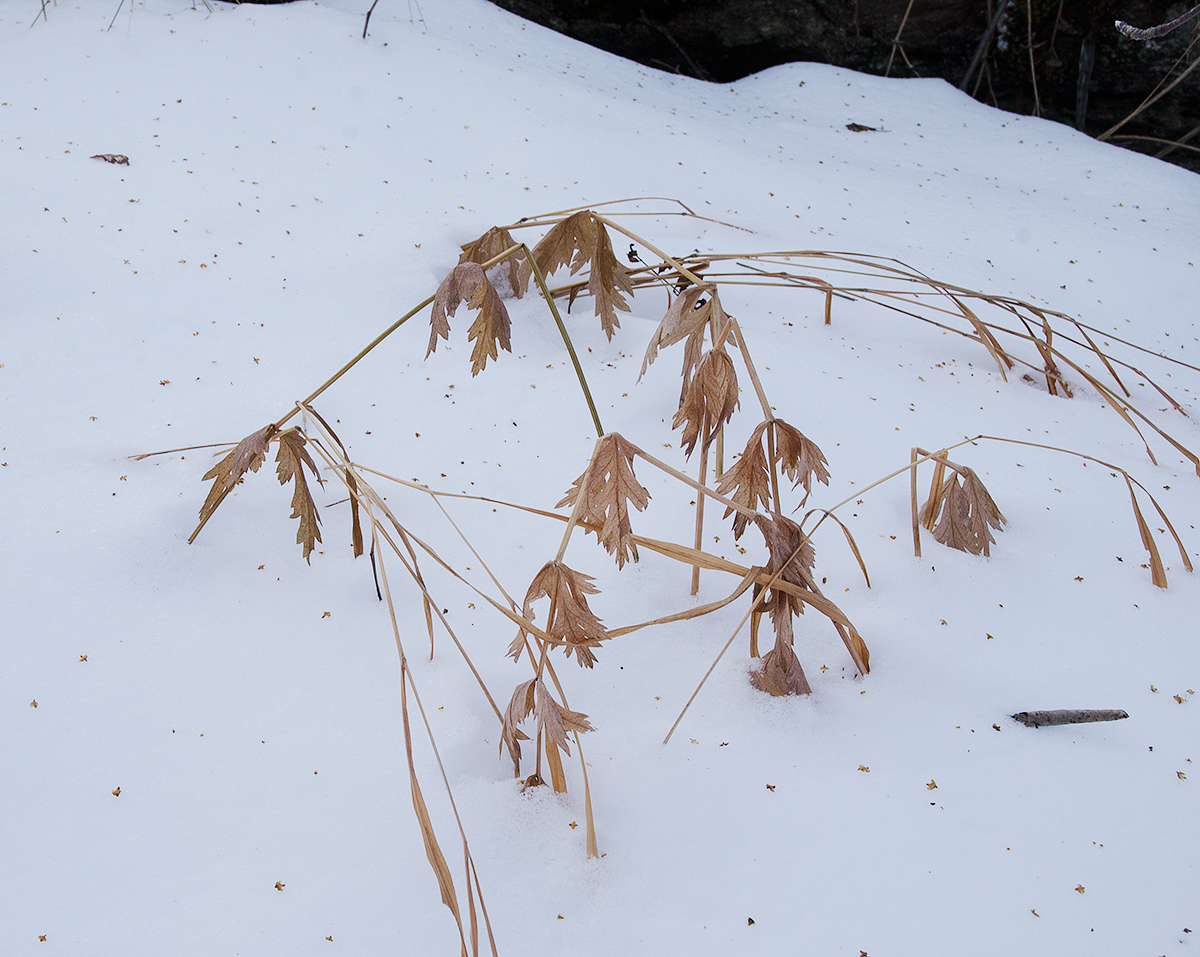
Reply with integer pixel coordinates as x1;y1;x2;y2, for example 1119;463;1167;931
2;1;1197;954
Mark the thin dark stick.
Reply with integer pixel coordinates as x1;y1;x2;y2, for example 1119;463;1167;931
362;0;381;38
885;0;918;77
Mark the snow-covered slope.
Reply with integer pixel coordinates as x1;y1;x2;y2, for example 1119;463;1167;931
2;2;1197;955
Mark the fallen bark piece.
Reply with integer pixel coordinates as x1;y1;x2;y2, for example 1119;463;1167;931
91;153;129;165
1011;709;1129;727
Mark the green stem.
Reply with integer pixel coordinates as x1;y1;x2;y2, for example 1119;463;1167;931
523;244;605;438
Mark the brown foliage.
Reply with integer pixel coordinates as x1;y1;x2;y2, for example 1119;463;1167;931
459;225;527;298
428;263;512;376
526;211;633;340
640;284;726;399
749;514;816;696
673;349;739;458
923;466;1006;557
558;433;651;568
194;424;277;537
522;561;610;667
275;428;323;563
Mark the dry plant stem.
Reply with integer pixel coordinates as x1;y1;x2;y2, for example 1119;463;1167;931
276;244;526;434
304;429;506;719
131;441;235;461
885;0;917;77
608;566;760;638
1026;0;1042;117
663;535;815;745
556;438;602;561
691;447;709;595
366;512;474;957
910;447;922;557
631;445;759;520
521;243;604;438
729;319;775;422
1099;31;1200;141
1108;135;1200;157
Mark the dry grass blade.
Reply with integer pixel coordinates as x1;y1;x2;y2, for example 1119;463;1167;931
1125;477;1168;588
557;433;650;568
428;262;512;376
715;422;772;539
459;226;527;298
523;562;610;667
802;508;870;587
275;428;324;563
190;424;277;543
400;665;468;956
674;349;739;458
526;210;632;339
302;404;363;558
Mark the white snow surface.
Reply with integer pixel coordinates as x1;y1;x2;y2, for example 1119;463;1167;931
3;1;1198;954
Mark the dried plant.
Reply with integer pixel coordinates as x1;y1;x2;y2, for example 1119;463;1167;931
557;432;650;569
458;225;527;298
523;210;633;339
522;561;610;668
147;198;1197;954
428;262;513;377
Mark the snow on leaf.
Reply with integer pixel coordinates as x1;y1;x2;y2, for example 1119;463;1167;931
458;225;527;298
522;561;609;668
194;424;277;536
557;433;650;568
673;349;739;458
275;428;323;563
527;210;632;339
427;262;512;376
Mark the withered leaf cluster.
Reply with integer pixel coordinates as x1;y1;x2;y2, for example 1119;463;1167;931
500;677;593;776
558;433;650;569
275;428;324;563
750;514;815;696
522;561;610;668
195;424;278;536
922;466;1006;556
428;262;512;376
717;419;830;538
458;225;527;299
641;284;728;398
673;349;739;458
526;210;633;340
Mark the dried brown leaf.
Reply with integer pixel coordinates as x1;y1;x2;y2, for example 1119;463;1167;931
523;562;609;668
557;433;650;568
716;422;772;540
536;678;593;757
640;284;722;393
773;419;830;496
459;225;527;298
528;211;632;339
673;349;739;458
194;424;277;535
925;467;1006;557
427;262;512;376
275;428;323;563
500;678;536;773
750;642;812;696
754;513;815;628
